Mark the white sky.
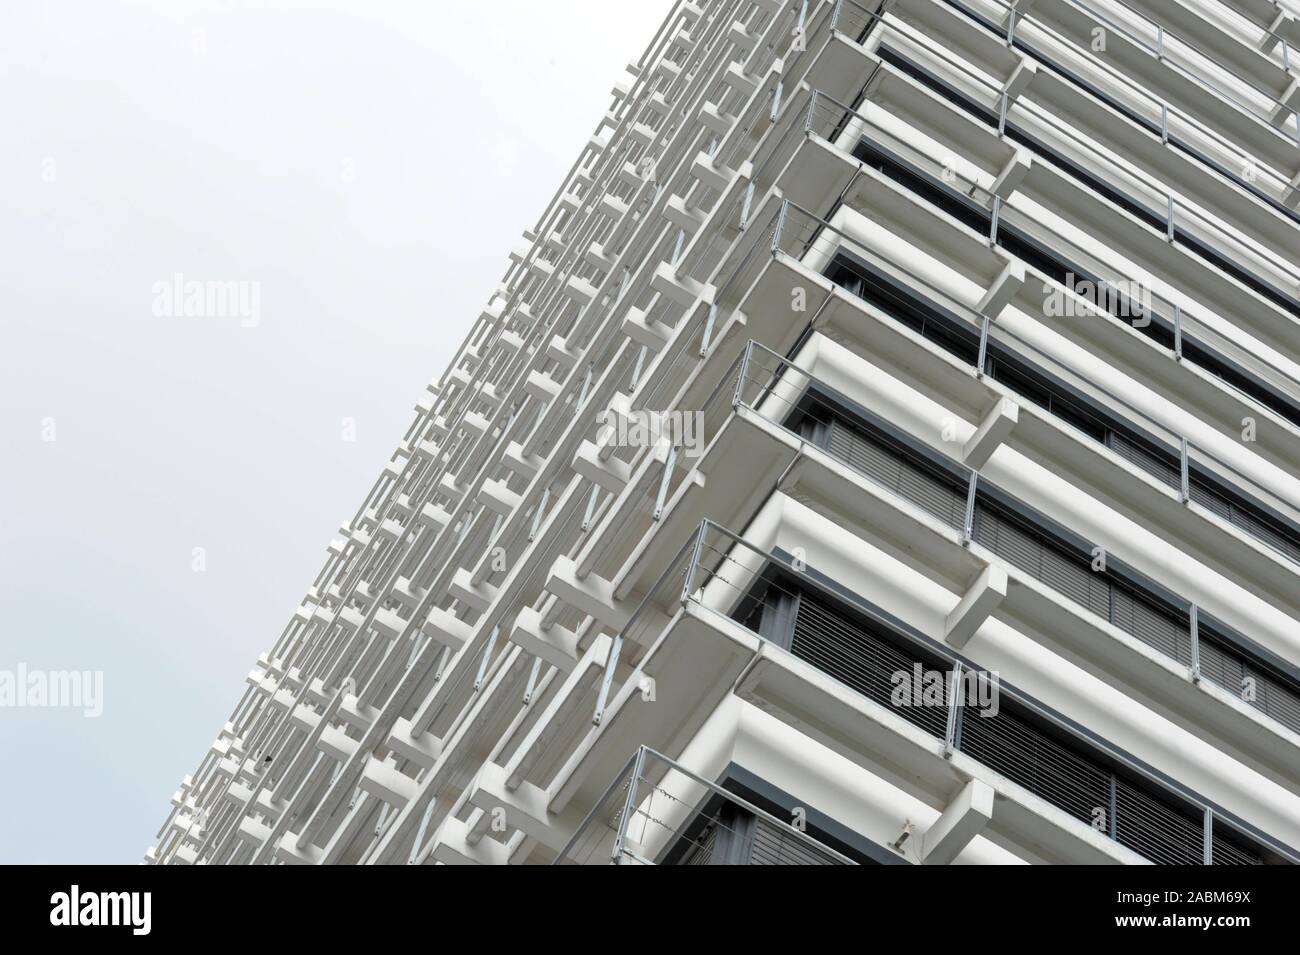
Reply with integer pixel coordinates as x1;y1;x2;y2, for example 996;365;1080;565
0;0;667;863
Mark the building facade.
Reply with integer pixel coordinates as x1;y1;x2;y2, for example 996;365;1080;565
150;0;1300;865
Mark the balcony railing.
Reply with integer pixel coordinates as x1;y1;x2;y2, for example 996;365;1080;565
763;176;1300;561
954;0;1300;153
752;337;1300;726
608;334;1300;741
824;15;1300;320
1009;0;1299;136
554;745;856;864
640;516;1296;864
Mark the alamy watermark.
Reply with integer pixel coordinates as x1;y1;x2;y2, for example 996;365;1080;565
50;885;150;935
595;408;705;457
0;664;103;717
891;663;999;718
1043;273;1151;326
151;272;261;327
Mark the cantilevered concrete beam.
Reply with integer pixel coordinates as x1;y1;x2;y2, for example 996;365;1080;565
991;150;1031;199
921;779;995;865
546;555;633;631
510;606;582;671
944;564;1008;649
962;398;1019;469
976;259;1025;319
1003;58;1037;104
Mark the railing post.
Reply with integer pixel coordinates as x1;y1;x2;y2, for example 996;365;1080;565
1179;437;1190;502
408;798;436;865
1006;9;1017;46
610;746;648;863
473;626;499;691
1160;103;1169;143
943;661;965;758
523;655;542;704
1173;303;1182;360
593;633;623;727
976;314;991;377
652;445;677;521
830;0;842;33
699;302;719;357
1108;774;1118;841
805;89;819;133
998;92;1009;136
989;195;1001;245
772;199;791;254
1202;806;1213;865
578;363;593;406
1166;194;1175;241
681;521;709;604
581;483;601;531
961;472;979;545
1189;603;1201;684
632;343;647;387
528;487;549;542
734;340;754;409
739;180;755;230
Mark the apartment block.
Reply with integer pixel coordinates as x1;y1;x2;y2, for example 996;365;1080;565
150;0;1300;865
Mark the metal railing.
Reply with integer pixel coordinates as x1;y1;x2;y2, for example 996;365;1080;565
554;745;856;864
1060;0;1296;126
661;516;1293;864
766;161;1300;537
977;0;1300;143
862;16;1300;306
691;339;1300;735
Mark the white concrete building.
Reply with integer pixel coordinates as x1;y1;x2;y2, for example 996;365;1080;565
150;0;1300;865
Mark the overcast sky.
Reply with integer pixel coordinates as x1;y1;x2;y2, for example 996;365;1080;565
0;0;667;864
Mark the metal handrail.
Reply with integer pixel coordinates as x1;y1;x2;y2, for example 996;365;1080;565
672;515;1299;864
997;0;1300;141
944;0;1300;213
790;78;1300;401
1066;0;1295;115
554;744;858;864
874;9;1300;290
767;199;1300;558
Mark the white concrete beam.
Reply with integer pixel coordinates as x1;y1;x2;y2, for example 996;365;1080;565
991;150;1031;199
920;779;995;864
428;815;512;865
546;555;633;630
943;564;1008;648
359;756;419;810
420;606;473;651
573;438;634;493
962;398;1019;469
449;568;496;614
1003;58;1037;104
510;606;582;671
976;259;1025;319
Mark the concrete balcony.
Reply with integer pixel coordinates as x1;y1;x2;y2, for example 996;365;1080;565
907;0;1300;187
714;193;1300;618
744;93;1300;479
664;516;1300;863
554;745;860;864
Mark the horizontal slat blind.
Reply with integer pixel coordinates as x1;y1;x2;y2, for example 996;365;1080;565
748;818;837;866
826;420;965;527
